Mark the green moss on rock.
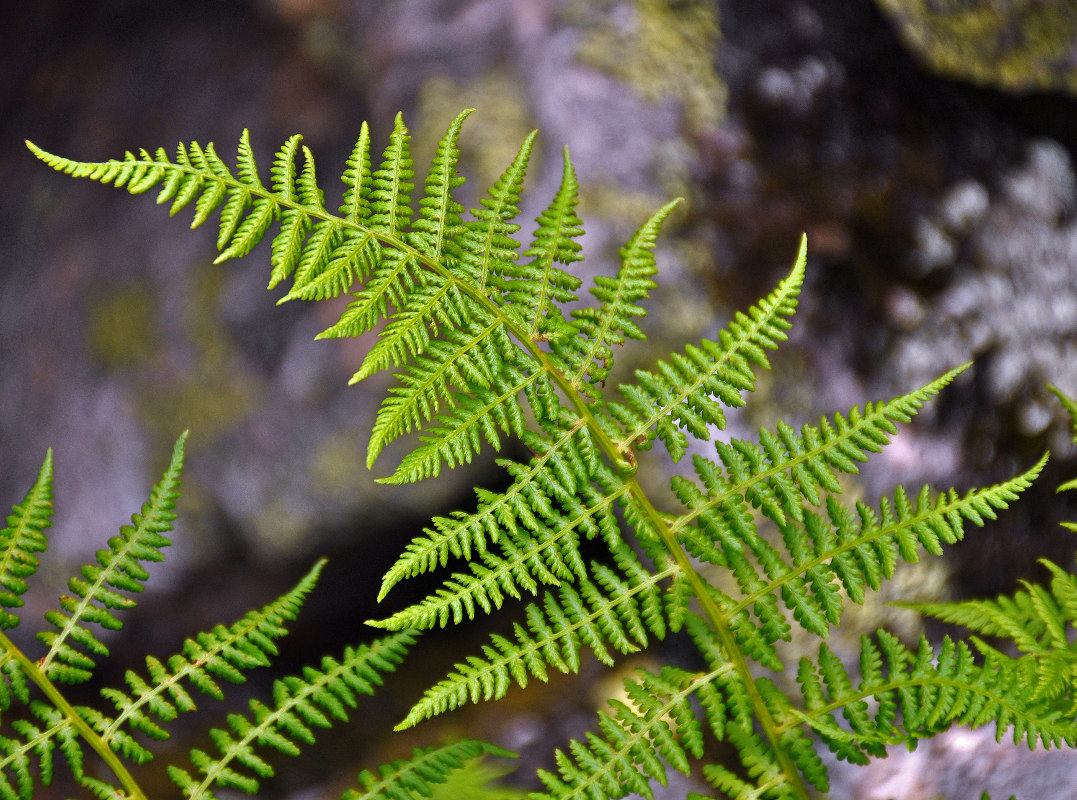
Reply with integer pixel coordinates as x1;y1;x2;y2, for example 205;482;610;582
875;0;1077;94
87;284;160;369
569;0;727;133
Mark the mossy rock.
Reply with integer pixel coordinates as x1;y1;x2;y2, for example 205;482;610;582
875;0;1077;94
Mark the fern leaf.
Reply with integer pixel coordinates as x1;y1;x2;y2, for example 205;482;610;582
677;452;1044;663
267;134;310;287
376;425;596;599
0;451;53;630
365;318;509;468
167;632;414;800
379;363;541;485
411;108;472;261
372;486;632;631
37;433;186;684
499;147;584;339
343;738;514;800
394;559;677;730
790;631;1077;771
88;559;327;765
340;121;373;222
560;200;680;393
458;130;536;290
606;237;805;461
368;112;415;238
910;556;1077;712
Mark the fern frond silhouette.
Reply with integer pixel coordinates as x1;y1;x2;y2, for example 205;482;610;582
27;106;1077;799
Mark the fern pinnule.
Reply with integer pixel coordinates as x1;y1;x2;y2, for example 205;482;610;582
37;432;187;685
166;632;415;800
343;738;514;800
0;451;53;630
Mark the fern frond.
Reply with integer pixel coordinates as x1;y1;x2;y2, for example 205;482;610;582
88;559;327;765
167;632;414;800
458;130;536;290
909;557;1077;711
559;199;680;394
395;555;677;730
791;631;1077;763
411;108;472;262
674;451;1044;668
534;665;718;800
605;237;805;462
37;433;187;684
364;320;516;469
499;147;584;339
343;738;514;800
369;113;415;239
376;425;600;601
0;452;53;630
371;485;631;631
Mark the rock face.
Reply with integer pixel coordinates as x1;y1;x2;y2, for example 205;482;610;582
875;0;1077;94
5;0;1077;796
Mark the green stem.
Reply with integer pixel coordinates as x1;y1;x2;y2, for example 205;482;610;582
0;631;147;800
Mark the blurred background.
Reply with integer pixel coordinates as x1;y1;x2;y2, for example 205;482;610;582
5;1;1077;797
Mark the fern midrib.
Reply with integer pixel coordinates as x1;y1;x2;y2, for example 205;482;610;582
0;631;147;800
619;477;813;800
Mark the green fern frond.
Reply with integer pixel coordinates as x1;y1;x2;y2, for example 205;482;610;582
37;433;187;684
908;557;1077;712
605;237;805;462
87;559;327;765
343;738;514;800
791;631;1077;760
32;108;1074;800
558;200;680;396
395;556;677;730
167;632;414;800
673;454;1044;673
500;147;584;340
0;452;53;630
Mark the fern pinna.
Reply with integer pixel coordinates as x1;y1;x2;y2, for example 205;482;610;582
27;109;1077;799
0;437;511;800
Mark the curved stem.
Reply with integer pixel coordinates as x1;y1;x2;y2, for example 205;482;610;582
0;631;147;800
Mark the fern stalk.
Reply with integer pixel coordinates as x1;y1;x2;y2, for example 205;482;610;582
0;630;146;800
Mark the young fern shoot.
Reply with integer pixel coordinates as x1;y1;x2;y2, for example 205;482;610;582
27;107;1076;800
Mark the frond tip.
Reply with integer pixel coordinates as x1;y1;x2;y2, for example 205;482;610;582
38;432;188;684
